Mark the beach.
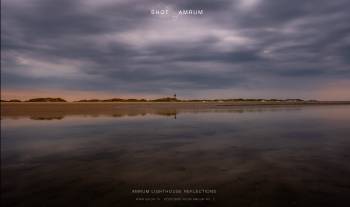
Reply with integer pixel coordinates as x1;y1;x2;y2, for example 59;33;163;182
2;101;350;118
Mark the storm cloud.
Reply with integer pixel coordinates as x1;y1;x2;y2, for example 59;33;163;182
2;0;350;100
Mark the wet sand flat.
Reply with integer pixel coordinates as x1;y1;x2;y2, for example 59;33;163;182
2;104;350;206
2;101;349;118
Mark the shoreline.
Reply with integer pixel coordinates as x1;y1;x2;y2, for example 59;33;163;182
2;101;350;118
1;101;350;105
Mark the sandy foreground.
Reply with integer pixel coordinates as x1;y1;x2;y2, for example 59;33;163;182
1;101;350;118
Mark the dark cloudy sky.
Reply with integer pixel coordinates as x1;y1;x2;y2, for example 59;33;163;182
2;0;350;100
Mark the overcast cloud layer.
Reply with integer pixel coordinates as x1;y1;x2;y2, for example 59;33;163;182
2;0;350;100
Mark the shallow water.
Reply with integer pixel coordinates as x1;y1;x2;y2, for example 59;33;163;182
1;105;350;207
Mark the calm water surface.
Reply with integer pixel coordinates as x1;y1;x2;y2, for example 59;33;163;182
1;105;350;206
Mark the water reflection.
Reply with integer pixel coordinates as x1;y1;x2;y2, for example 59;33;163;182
30;116;65;120
1;105;350;207
2;106;305;121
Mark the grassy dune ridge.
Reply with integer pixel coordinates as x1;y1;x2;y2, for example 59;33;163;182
0;96;336;103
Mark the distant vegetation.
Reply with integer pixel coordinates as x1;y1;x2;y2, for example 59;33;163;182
184;98;308;102
75;97;311;102
1;99;22;102
77;98;148;102
26;98;67;102
150;97;178;102
77;97;179;102
1;97;319;103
